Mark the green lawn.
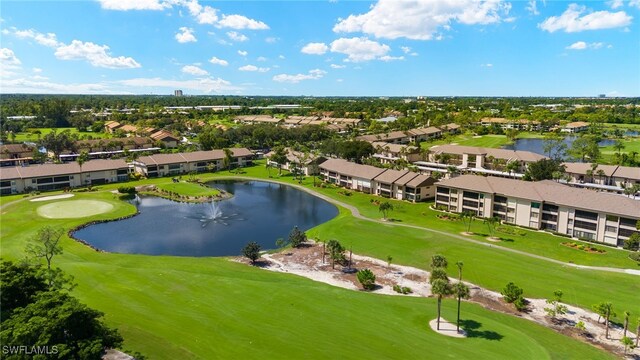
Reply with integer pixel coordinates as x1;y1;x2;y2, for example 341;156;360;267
421;133;512;149
0;166;636;358
156;181;221;197
0;197;615;359
12;127;110;142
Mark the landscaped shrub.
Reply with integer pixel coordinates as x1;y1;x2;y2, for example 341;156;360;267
393;285;413;294
623;233;639;251
514;296;528;312
501;282;523;303
356;269;376;290
629;252;640;263
117;186;137;194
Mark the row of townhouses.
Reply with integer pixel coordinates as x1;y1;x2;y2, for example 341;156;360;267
435;175;639;246
0;148;253;195
319;158;436;202
356;123;460;144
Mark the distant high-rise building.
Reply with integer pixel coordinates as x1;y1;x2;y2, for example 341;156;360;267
598;94;606;98
174;90;183;97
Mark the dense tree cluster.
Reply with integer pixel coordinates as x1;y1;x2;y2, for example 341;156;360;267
0;260;123;359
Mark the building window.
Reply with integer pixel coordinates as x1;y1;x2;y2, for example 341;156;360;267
606;215;619;222
542;204;558;212
574;220;597;231
494;195;507;203
463;191;479;199
531;202;541;209
437;187;450;194
605;225;617;233
573;230;595;240
575;210;598;221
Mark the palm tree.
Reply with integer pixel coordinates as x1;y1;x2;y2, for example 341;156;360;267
453;282;470;333
379;201;393;220
431;279;452;331
596;169;606;185
603;302;614;339
222;148;233;173
454;261;469;333
505;160;520;178
76;151;89;186
623;311;630;338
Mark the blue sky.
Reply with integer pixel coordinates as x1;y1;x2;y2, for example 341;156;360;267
1;0;638;96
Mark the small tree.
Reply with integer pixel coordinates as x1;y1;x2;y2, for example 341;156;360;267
242;242;261;264
593;302;608;323
430;254;448;270
378;201;393;220
544;290;568;320
501;282;523;303
484;216;500;238
326;239;345;269
621;336;634;354
275;237;288;250
623;233;639;251
288;226;307;248
460;211;476;233
76;151;89;186
623;311;631;338
25;226;64;287
356;269;376;290
603;302;615;339
222;148;234;172
386;255;393;267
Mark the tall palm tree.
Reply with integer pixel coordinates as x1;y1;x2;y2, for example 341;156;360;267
76;151;89;187
431;279;451;331
454;261;469;333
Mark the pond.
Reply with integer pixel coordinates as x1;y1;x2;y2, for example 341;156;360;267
503;136;617;158
73;180;339;257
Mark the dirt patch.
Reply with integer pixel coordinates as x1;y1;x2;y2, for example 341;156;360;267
30;194;75;202
486;237;501;243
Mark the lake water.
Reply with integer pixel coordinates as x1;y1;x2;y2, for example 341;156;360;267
503;136;617;157
73;180;339;257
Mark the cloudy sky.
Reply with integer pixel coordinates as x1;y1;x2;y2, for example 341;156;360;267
1;0;638;96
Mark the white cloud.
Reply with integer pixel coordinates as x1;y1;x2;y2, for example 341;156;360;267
217;14;269;30
481;63;493;67
278;55;285;59
330;64;346;69
32;67;42;73
273;69;326;83
238;50;248;56
257;56;267;62
196;6;218;24
566;41;606;50
329;37;390;62
301;42;329;55
539;4;632;32
227;31;248;42
175;27;197;43
336;78;344;82
209;56;229;66
118;77;240;93
400;46;411;54
379;55;404;62
526;0;540;15
1;78;111;93
98;0;170;11
182;65;209;76
607;0;624;9
54;40;141;69
0;48;21;66
238;64;269;72
333;0;512;40
11;28;60;47
631;0;640;9
265;37;278;43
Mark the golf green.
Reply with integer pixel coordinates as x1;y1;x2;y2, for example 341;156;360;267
37;200;115;219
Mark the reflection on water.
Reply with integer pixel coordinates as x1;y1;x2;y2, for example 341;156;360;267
503;136;616;160
74;180;338;257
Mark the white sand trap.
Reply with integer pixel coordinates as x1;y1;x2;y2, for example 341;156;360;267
37;200;114;219
429;319;467;338
30;194;75;202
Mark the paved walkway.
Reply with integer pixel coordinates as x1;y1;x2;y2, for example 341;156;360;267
221;176;639;277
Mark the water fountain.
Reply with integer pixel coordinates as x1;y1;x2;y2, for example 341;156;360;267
199;201;242;227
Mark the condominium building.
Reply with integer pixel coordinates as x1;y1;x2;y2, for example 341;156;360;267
133;148;253;177
435;175;639;246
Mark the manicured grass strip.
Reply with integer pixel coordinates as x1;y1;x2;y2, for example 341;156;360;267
12;127;110;142
156;182;220;197
307;215;640;321
64;256;614;360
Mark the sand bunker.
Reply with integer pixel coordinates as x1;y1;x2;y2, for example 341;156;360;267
30;194;75;202
37;200;114;219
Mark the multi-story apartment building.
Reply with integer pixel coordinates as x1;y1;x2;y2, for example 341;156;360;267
435;175;639;246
